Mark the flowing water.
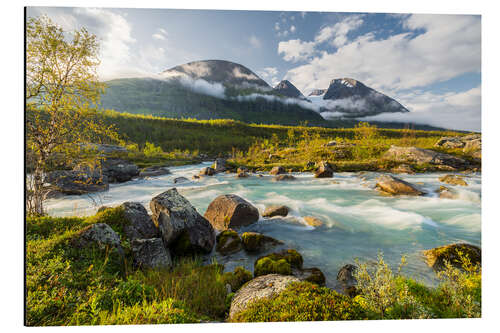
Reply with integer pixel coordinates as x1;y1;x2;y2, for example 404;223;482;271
45;162;481;289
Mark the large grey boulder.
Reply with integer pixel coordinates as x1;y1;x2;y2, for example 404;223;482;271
44;170;109;195
229;274;299;319
383;146;469;170
204;194;259;230
72;223;122;251
100;158;140;183
120;202;159;241
150;188;215;255
375;175;424;196
131;238;172;269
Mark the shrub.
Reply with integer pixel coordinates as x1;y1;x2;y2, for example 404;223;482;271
231;281;367;322
221;266;252;291
143;141;164;158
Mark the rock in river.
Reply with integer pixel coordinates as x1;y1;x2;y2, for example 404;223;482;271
375;175;424;196
204;194;259;230
241;232;283;253
262;205;289;218
150;188;215;255
439;174;468;186
269;166;286;175
215;229;242;255
314;161;334;178
423;243;481;271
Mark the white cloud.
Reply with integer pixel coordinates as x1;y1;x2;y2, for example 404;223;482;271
314;15;364;47
257;67;280;86
361;86;481;131
275;22;280;31
176;77;226;99
249;35;262;48
152;28;168;41
284;14;480;93
290;25;296;33
278;39;316;62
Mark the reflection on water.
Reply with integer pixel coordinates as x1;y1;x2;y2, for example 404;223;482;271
45;162;481;288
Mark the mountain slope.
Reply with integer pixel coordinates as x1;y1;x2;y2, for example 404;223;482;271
100;77;327;126
317;78;409;117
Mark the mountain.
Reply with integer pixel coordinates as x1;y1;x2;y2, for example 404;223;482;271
273;80;307;99
316;78;409;118
100;60;327;126
160;59;269;88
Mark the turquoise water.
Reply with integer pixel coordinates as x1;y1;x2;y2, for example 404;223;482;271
45;162;481;289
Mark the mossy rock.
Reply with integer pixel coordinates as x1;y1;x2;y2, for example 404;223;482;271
241;232;282;253
423;243;481;271
254;257;292;277
221;266;253;292
292;267;326;286
254;249;304;277
215;229;242;255
85;206;126;236
170;230;211;257
438;174;468;186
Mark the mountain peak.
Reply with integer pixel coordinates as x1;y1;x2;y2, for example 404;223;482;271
273;80;306;99
160;59;269;87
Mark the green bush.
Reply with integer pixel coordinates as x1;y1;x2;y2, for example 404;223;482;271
221;266;253;291
231;281;367;322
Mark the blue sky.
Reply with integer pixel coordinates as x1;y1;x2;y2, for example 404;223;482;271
27;7;481;131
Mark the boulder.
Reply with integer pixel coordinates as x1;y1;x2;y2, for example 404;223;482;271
314;161;334;178
213;158;228;173
120;202;159;241
228;274;300;319
375;175;424;196
262;205;289;218
150;188;215;255
241;232;283;253
173;176;189;183
215;229;242;255
269;166;286;175
292;267;326;286
199;167;216;176
131;238;172;269
337;264;358;297
237;166;249;173
435;137;466;149
254;249;303;277
204;194;259;230
423;243;481;271
272;174;296;181
303;216;324;227
436;186;459;199
72;223;121;251
382;146;469;170
138;166;171;178
439;174;468;186
100;158;140;183
44;170;109;195
236;172;249;178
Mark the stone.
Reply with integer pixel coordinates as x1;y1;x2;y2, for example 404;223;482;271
236;172;249;178
216;229;242;255
131;238;172;269
199;167;216;176
436;186;458;199
173;177;189;183
337;264;357;296
391;164;415;174
303;216;324;227
272;174;296;181
139;166;171;178
375;175;424;196
150;188;215;255
269;166;286;175
237;166;249;173
213;158;228;173
44;170;109;195
383;146;470;170
228;274;300;319
241;232;283;253
72;223;121;250
292;267;326;286
204;194;259;230
254;249;303;277
314;161;334;178
120;202;159;241
423;243;481;271
262;205;289;218
439;174;468;186
100;158;140;183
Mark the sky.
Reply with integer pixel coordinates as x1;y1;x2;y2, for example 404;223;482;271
27;7;481;131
